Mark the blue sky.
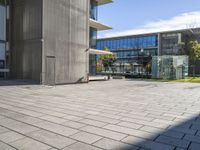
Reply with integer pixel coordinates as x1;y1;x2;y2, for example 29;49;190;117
98;0;200;37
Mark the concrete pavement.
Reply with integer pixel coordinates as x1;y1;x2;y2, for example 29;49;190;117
0;80;199;150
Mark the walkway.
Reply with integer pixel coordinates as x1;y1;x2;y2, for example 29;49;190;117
0;80;199;150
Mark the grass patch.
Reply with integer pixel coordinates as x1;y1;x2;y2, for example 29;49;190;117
127;77;200;83
174;77;200;83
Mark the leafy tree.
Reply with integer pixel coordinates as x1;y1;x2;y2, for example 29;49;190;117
96;60;103;72
189;40;200;76
99;48;117;71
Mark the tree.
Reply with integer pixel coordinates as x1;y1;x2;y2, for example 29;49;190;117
189;40;200;76
99;48;117;72
96;60;103;72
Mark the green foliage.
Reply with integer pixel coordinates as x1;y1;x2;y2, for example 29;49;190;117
99;48;117;70
96;60;103;72
189;40;200;76
189;40;200;61
175;77;200;83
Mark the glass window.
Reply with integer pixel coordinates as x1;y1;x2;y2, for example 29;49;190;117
119;39;123;49
115;40;119;49
119;52;122;58
107;40;111;49
127;38;131;49
90;0;97;20
122;51;125;58
0;5;6;41
116;40;119;49
110;40;113;50
112;40;115;49
96;42;100;49
101;41;104;49
121;39;125;49
131;38;134;48
99;41;103;49
97;35;159;51
136;38;139;48
0;43;5;60
123;39;126;49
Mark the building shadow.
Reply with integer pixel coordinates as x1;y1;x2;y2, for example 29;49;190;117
0;79;39;86
117;114;200;150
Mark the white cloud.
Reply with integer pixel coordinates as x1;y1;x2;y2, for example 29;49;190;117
101;11;200;38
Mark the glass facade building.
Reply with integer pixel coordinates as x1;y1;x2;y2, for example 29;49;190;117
89;0;113;75
96;29;200;76
97;35;158;65
161;33;183;55
97;35;157;50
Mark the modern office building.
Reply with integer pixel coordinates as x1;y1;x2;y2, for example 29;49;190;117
97;28;200;75
0;0;112;85
89;0;112;75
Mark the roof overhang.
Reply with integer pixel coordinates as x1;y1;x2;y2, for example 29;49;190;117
89;48;113;55
96;0;113;5
89;19;112;31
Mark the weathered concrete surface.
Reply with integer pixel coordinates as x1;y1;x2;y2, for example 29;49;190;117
0;80;200;150
11;0;89;85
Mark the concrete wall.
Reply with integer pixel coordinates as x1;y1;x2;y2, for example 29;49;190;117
11;0;89;84
11;0;42;82
42;0;89;84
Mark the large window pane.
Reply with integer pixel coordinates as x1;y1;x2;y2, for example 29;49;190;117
0;5;6;41
0;43;5;60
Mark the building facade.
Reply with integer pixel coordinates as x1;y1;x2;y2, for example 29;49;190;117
0;0;9;78
97;29;200;75
89;0;112;75
0;0;112;85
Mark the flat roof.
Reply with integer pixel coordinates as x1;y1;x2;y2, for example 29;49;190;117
98;28;198;40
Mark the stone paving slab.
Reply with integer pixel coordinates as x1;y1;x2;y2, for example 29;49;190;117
0;131;25;143
70;131;102;144
0;80;200;150
80;125;127;141
33;121;79;137
10;137;52;150
0;141;16;150
27;130;76;149
155;135;190;148
0;126;9;134
63;142;102;150
93;138;138;150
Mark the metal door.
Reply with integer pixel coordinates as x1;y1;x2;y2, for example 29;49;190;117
45;56;56;85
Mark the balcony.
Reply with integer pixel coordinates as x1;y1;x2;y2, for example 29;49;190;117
89;19;112;31
96;0;113;5
89;48;113;55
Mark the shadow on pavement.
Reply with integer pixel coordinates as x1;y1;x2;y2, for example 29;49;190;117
0;80;38;86
117;114;200;150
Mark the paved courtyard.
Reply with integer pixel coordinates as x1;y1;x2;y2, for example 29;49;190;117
0;80;200;150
